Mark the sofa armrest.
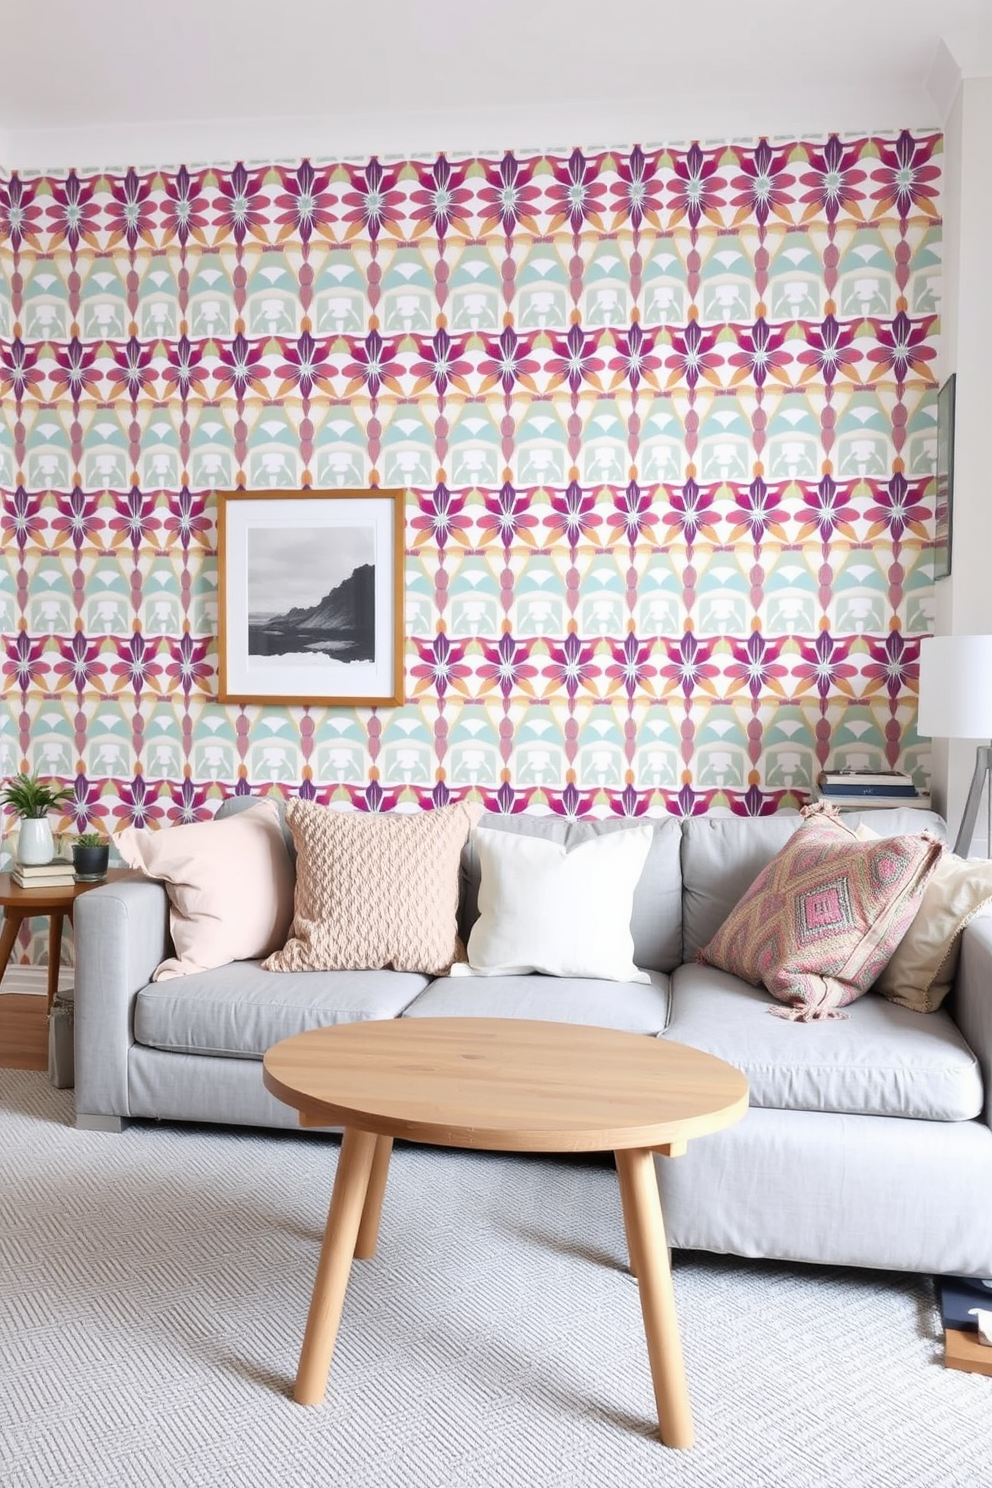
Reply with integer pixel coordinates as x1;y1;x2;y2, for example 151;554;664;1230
950;915;992;1130
73;875;171;1125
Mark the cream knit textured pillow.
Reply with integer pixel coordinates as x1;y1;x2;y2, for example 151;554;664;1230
263;799;482;975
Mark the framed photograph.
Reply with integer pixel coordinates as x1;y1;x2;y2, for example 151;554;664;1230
934;374;956;580
217;489;405;707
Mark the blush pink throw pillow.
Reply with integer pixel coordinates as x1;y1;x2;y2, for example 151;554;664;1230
698;805;944;1021
113;799;295;980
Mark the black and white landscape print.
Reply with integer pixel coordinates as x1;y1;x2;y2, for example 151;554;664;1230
247;525;376;666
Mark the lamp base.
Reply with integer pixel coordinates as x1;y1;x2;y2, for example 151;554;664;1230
953;743;992;857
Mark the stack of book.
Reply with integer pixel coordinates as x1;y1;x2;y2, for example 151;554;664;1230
814;770;930;810
11;857;77;889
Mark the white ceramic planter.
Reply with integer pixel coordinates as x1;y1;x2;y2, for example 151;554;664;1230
16;817;56;866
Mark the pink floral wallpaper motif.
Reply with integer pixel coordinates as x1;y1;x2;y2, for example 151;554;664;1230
0;132;941;862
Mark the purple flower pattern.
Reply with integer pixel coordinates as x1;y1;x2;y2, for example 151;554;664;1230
0;131;940;835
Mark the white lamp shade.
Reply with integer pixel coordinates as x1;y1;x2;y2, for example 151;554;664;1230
918;635;992;739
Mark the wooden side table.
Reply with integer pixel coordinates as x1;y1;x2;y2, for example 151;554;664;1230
0;868;133;1013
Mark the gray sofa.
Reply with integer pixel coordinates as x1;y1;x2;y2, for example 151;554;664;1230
73;803;992;1277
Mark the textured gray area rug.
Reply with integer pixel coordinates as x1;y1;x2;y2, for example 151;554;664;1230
2;1069;991;1488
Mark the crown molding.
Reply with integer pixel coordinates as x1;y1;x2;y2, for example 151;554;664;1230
928;39;965;121
926;33;992;123
2;83;946;176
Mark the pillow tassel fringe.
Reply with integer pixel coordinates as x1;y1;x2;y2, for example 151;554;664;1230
768;1003;850;1022
800;800;843;822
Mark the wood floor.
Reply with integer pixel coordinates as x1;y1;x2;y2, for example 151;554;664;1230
0;994;49;1071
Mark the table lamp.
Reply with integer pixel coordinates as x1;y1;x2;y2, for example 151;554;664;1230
917;634;992;857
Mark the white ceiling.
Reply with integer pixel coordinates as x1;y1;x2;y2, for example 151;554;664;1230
2;0;991;170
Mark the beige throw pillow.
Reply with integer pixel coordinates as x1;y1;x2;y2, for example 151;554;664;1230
872;849;992;1012
263;799;482;975
113;799;296;980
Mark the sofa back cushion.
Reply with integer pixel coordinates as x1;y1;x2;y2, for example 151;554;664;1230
216;792;295;859
681;815;801;965
680;807;947;964
459;814;683;974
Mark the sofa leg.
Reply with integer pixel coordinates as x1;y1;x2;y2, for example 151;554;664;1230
75;1113;126;1133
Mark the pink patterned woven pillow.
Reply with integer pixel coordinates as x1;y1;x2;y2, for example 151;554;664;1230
698;806;944;1021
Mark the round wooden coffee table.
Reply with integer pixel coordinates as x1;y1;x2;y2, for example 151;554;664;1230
263;1017;748;1447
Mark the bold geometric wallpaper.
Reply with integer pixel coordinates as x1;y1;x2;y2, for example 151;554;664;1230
0;130;942;873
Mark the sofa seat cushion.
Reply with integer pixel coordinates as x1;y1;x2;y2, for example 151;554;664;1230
402;969;671;1035
133;962;430;1059
667;963;983;1121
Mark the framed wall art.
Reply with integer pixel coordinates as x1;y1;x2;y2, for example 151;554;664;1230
933;373;956;580
217;488;406;707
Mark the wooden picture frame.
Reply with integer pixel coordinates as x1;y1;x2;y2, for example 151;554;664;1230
217;489;405;707
934;374;956;580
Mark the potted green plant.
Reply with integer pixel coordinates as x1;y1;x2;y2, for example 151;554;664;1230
71;830;110;882
0;772;73;865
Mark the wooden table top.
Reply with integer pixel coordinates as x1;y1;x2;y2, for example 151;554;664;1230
0;867;134;911
263;1017;749;1154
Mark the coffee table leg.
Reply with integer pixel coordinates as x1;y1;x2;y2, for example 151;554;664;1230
354;1135;393;1260
615;1147;694;1449
615;1156;640;1278
293;1126;378;1406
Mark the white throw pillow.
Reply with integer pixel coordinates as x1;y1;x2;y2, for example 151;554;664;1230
452;824;654;983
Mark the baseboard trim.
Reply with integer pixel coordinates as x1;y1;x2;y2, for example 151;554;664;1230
0;965;74;996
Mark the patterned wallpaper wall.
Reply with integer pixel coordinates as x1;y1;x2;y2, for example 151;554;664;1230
0;131;942;876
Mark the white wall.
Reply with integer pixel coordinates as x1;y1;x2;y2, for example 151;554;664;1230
932;75;992;852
